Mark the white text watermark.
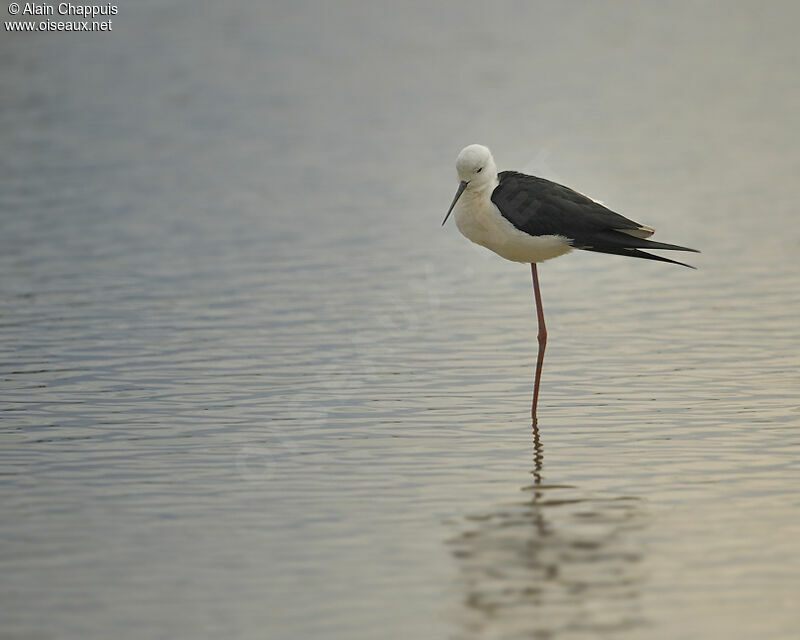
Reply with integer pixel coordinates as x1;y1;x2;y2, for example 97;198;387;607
5;2;117;32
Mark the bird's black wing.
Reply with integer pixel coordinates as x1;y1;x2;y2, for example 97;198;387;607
491;171;698;267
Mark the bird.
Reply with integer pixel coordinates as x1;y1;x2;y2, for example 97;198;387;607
442;144;698;424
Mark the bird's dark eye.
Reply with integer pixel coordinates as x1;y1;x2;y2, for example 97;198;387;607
477;167;483;173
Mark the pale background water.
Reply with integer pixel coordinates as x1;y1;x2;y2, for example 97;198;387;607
2;2;799;639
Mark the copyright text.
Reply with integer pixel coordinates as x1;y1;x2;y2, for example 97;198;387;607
5;2;117;31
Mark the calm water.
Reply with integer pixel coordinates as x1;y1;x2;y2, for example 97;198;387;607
2;2;800;638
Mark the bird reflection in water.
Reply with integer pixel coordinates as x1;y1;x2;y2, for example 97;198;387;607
448;423;648;638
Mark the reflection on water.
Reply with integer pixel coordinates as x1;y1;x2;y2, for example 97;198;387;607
449;424;647;639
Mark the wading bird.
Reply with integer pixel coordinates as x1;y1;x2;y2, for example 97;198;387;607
442;144;698;424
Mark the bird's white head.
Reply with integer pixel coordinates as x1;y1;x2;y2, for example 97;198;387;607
455;144;497;189
442;144;497;226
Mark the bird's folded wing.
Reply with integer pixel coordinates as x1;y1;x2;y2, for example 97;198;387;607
492;171;656;244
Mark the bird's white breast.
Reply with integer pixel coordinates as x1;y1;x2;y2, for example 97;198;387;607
453;190;573;264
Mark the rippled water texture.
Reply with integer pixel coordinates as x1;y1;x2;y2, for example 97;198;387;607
2;2;800;639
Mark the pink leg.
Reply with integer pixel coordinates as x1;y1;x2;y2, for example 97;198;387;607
530;263;547;425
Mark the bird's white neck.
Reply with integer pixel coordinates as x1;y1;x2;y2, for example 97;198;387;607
466;173;499;200
454;175;499;227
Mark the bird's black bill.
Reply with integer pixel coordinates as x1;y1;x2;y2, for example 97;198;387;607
442;180;469;226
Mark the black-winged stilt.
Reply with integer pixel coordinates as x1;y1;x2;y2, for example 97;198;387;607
442;144;698;424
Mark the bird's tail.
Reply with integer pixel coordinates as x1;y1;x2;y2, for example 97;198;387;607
581;231;700;268
630;238;699;252
583;246;697;269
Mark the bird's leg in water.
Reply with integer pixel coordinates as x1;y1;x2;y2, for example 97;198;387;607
530;263;547;425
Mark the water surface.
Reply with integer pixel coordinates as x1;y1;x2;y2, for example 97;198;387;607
2;2;799;638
